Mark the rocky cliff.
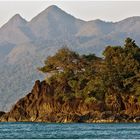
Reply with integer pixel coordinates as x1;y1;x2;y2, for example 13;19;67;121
1;80;140;123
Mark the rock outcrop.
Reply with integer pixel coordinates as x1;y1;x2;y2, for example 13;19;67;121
1;80;140;122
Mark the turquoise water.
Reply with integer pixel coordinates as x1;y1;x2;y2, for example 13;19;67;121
0;122;140;139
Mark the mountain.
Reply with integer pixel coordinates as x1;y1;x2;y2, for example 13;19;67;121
29;5;84;40
0;5;140;111
0;14;31;44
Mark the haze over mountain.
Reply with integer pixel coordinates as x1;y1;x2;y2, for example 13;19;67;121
0;5;140;111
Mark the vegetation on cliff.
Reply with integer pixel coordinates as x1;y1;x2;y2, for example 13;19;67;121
39;38;140;112
1;38;140;122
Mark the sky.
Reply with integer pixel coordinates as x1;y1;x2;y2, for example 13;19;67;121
0;1;140;27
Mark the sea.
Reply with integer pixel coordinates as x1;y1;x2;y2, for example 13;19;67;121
0;122;139;139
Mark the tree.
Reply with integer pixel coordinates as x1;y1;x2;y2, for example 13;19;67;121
38;47;83;75
103;38;140;95
38;39;140;112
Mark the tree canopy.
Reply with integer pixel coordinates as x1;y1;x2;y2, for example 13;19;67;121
38;38;140;112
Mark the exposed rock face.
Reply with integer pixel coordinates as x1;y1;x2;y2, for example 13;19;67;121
0;80;103;122
1;80;140;122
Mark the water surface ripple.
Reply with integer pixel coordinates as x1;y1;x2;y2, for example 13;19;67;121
0;122;139;139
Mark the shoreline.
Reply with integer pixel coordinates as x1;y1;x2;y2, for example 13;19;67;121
1;118;140;123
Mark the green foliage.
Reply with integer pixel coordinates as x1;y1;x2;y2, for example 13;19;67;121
62;93;75;102
138;96;140;105
84;97;97;104
82;54;98;61
68;80;78;91
39;38;140;109
103;38;140;95
38;47;82;74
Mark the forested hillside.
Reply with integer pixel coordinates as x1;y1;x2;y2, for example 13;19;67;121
1;38;140;122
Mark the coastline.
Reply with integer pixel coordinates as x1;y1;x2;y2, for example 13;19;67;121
1;112;140;123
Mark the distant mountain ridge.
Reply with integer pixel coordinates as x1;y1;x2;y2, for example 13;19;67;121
1;5;140;111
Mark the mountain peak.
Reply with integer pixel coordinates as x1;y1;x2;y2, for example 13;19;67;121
8;14;27;26
46;5;60;11
42;5;65;14
30;5;75;25
12;14;22;19
37;5;67;17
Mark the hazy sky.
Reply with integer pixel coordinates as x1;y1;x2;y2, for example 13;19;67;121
0;1;140;27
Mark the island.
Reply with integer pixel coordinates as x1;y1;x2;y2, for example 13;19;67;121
1;38;140;123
